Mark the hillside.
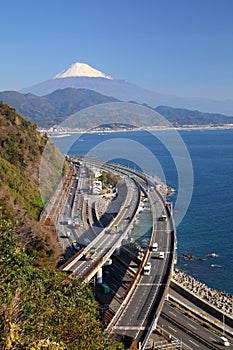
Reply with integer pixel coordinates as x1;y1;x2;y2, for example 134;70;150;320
0;88;119;127
0;221;122;349
0;102;66;259
0;102;122;349
155;105;233;126
1;88;233;129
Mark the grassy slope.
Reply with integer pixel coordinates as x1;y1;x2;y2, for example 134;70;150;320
0;103;123;348
0;102;64;263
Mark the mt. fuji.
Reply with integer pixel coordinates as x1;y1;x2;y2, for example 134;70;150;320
53;62;113;80
20;62;233;115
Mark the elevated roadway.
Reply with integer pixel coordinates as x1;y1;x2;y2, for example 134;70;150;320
55;157;176;348
61;166;142;281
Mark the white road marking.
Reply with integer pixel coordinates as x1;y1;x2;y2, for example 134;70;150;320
188;323;197;330
209;336;218;342
168;310;177;317
168;326;177;332
189;339;199;347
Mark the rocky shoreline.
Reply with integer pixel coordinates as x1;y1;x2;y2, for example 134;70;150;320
173;268;233;317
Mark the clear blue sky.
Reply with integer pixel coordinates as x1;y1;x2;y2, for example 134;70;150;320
1;0;233;100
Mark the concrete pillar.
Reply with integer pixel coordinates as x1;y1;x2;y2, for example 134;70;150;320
96;267;103;284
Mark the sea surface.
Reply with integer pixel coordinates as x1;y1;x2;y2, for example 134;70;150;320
51;129;233;295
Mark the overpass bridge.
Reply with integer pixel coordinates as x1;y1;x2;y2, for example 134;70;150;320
51;157;176;348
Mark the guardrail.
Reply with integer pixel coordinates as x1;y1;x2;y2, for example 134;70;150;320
140;204;176;349
82;180;142;282
40;165;75;230
58;157;176;349
62;165;141;276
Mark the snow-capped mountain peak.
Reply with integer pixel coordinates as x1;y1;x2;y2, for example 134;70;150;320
53;62;113;80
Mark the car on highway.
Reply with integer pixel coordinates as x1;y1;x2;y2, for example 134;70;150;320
72;240;81;251
159;252;165;259
151;242;158;252
220;336;230;346
143;261;152;275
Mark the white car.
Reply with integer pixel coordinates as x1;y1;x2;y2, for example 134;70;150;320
151;242;158;252
159;252;165;259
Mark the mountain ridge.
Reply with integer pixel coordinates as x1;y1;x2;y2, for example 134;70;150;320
19;62;233;116
1;88;233;129
0;88;119;127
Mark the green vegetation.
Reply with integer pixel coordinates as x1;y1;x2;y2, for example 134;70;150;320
1;89;233;129
97;171;120;188
155;105;233;126
0;220;122;349
0;102;47;219
0;89;119;127
0;103;123;348
0;100;66;263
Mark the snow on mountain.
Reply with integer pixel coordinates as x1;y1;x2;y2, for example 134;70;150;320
53;62;113;80
19;62;233;115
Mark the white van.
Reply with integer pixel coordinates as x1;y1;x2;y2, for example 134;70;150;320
151;242;158;252
220;336;230;346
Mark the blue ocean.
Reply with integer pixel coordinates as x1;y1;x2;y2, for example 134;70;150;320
51;129;233;295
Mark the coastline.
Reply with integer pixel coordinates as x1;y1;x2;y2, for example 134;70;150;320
42;123;233;136
173;268;233;317
50;127;233;297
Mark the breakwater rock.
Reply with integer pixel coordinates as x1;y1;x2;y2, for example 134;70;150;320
173;269;233;317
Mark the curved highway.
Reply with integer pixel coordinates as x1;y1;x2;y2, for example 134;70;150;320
52;157;176;348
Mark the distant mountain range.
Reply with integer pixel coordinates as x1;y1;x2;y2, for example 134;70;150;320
0;88;118;127
19;61;233;116
0;87;232;129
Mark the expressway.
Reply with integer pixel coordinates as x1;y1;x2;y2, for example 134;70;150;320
54;159;175;343
158;301;233;349
111;186;174;341
61;165;142;281
43;157;233;349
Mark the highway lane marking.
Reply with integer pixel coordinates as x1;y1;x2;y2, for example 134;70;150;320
188;323;197;330
168;310;177;317
168;325;177;332
209;336;218;342
189;339;199;347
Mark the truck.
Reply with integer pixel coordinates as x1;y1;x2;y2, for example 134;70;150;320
67;217;72;225
85;247;96;261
